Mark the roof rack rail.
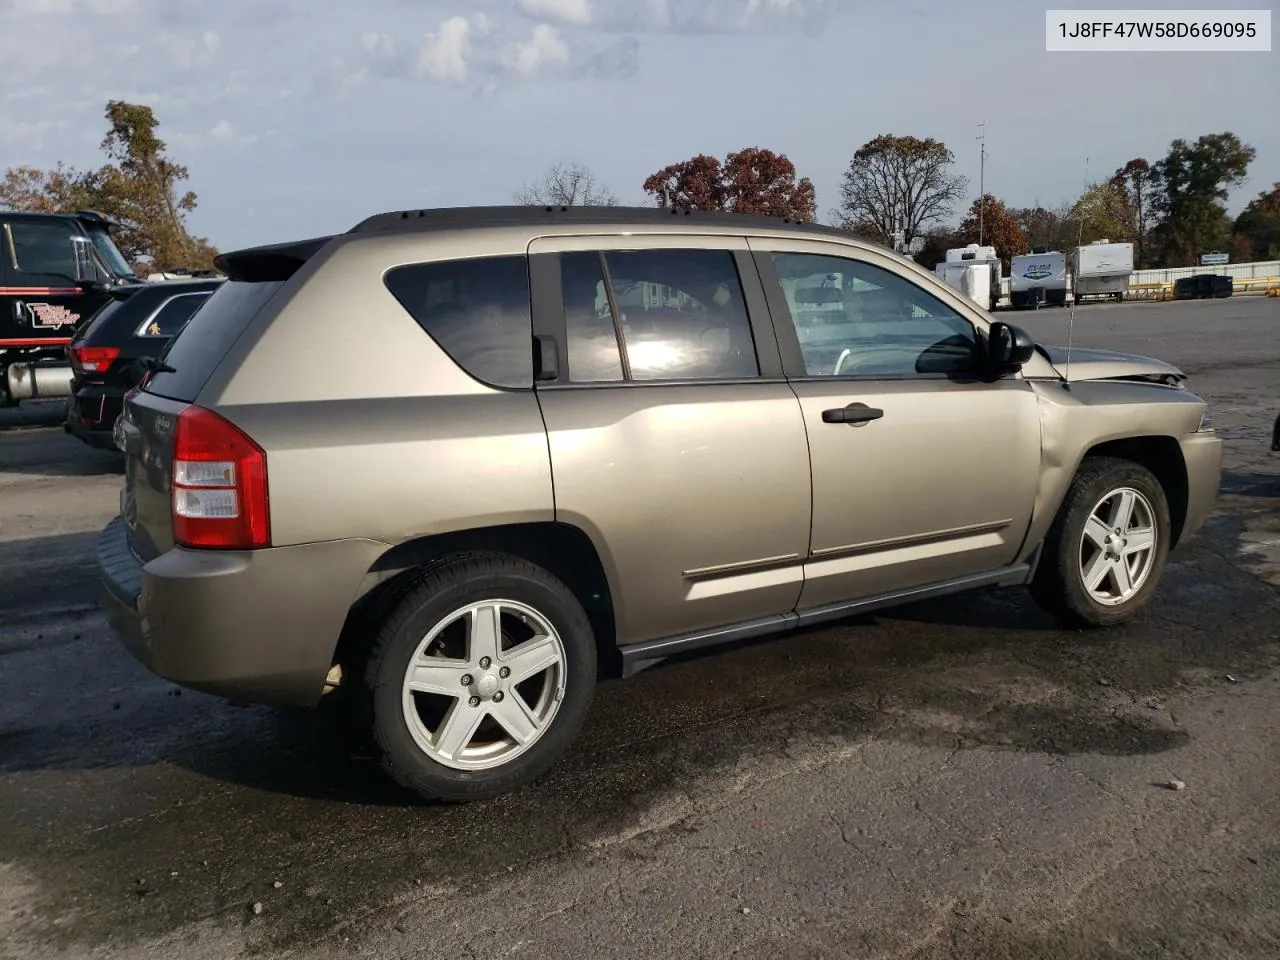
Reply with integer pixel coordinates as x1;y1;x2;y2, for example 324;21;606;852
349;204;851;238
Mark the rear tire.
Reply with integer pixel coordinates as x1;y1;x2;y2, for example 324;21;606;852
363;552;597;802
1029;457;1171;628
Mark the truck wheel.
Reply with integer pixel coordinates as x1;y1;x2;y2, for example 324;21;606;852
363;552;597;801
1029;457;1171;628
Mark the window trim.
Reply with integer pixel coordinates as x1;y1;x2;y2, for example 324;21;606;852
596;252;633;381
752;249;990;383
528;242;785;390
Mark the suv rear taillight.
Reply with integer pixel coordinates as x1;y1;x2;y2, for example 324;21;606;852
172;405;270;549
67;345;120;374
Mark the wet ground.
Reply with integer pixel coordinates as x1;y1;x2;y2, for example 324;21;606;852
1;296;1278;960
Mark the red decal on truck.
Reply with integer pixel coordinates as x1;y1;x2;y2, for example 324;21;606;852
0;287;83;296
0;337;74;347
28;303;81;327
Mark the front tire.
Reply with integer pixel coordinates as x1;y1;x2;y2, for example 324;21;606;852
1030;457;1171;628
363;552;597;802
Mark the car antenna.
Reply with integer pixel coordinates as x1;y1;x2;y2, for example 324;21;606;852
1064;155;1089;390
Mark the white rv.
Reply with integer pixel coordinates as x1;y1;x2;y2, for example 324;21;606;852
934;244;1001;311
1071;240;1134;303
1008;249;1069;308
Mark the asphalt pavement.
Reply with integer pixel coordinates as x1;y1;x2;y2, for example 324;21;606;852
1;296;1278;960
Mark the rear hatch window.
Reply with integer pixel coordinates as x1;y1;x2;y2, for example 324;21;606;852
72;294;136;345
142;280;283;402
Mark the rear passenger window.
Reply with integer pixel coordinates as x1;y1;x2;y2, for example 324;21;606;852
384;256;534;389
137;293;209;338
561;248;758;383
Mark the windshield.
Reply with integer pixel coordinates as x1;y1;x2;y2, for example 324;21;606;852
86;225;136;280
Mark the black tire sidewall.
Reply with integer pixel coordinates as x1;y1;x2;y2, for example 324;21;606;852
1050;460;1171;626
368;560;597;801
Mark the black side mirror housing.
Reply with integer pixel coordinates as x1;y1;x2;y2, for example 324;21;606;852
987;321;1036;378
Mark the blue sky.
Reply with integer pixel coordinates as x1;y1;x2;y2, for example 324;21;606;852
1;0;1276;252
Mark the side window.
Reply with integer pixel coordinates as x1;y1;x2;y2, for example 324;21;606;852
384;255;533;389
137;293;210;338
561;252;624;383
770;252;982;379
9;221;77;279
599;248;758;382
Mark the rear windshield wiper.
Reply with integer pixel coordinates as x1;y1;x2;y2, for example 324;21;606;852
136;356;176;375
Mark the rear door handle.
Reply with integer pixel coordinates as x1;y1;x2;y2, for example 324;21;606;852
822;404;884;425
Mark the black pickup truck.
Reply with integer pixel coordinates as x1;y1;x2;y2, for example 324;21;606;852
1;209;138;406
64;276;222;449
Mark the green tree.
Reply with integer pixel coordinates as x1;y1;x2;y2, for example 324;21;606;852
1013;205;1066;251
1109;158;1161;267
0;163;105;213
834;134;968;247
1233;181;1280;261
912;228;961;271
96;100;218;270
0;101;218;272
1152;132;1255;266
958;194;1027;266
1065;181;1133;246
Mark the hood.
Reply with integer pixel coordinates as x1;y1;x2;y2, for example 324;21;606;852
1037;344;1185;384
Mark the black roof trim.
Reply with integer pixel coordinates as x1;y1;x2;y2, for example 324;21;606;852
107;277;225;300
1;208;119;229
349;204;856;239
213;236;334;282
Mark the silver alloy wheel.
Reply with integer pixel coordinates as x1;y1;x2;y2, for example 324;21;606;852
1078;486;1158;606
400;599;567;771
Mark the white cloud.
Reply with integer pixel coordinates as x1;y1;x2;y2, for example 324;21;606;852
417;15;474;83
13;0;140;11
501;23;570;77
359;12;496;85
515;0;593;27
209;119;255;144
645;0;671;27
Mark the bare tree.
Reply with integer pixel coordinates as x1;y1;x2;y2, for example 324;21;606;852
834;134;968;247
514;162;618;206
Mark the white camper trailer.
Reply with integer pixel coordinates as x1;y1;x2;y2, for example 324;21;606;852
1071;240;1134;303
934;244;1001;311
1008;249;1069;309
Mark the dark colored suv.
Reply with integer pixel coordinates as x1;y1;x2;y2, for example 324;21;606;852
64;277;222;449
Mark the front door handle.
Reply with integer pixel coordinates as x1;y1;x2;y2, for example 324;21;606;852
822;404;884;425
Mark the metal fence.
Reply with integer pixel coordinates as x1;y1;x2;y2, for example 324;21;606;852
997;260;1280;303
1132;261;1280;284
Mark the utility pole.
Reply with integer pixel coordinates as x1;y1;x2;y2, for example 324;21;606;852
976;120;987;246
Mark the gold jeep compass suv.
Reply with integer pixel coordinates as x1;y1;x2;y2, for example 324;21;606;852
97;206;1222;801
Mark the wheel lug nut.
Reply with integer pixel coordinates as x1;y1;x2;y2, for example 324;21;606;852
461;674;473;686
468;696;481;707
493;692;504;703
479;657;492;669
499;667;510;679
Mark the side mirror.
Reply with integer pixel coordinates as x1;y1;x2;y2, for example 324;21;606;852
987;321;1035;378
70;236;106;287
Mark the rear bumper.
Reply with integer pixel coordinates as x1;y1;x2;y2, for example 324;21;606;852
64;384;124;449
96;517;388;708
1177;431;1223;545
